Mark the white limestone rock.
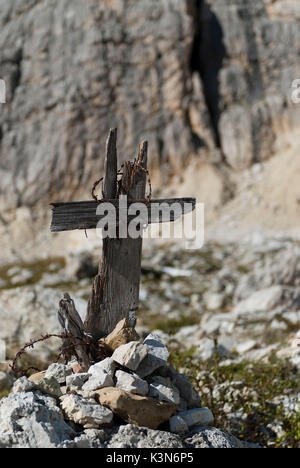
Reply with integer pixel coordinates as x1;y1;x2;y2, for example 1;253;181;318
88;358;117;377
183;426;257;448
149;382;180;405
178;408;214;429
197;338;232;361
236;340;257;354
115;370;148;396
234;286;283;316
82;370;114;393
136;334;169;378
104;424;185;448
36;376;62;398
0;392;75;448
61;394;113;428
112;341;148;371
174;378;202;409
60;433;103;448
12;377;37;394
156;367;202;409
45;363;72;384
203;292;224;311
66;373;91;391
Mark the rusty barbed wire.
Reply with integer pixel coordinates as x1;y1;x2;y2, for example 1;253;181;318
10;332;96;378
10;333;67;376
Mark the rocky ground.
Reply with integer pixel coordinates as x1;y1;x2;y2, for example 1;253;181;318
2;234;300;369
0;233;299;447
141;237;300;368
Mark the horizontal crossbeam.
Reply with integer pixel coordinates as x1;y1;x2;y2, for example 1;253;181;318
50;198;196;232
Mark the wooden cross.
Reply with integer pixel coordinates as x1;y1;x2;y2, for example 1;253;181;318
51;129;195;340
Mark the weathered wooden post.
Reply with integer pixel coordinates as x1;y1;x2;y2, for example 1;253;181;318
51;129;195;345
85;129;148;338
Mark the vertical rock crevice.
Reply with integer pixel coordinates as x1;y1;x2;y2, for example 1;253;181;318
190;0;226;150
10;48;23;99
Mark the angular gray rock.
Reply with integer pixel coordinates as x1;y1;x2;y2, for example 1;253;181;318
171;372;202;409
0;369;258;448
236;340;257;355
184;426;257;449
60;432;104;449
104;424;185;449
156;367;202;409
136;334;169;378
12;377;37;394
178;408;214;429
197;338;232;362
82;369;114;393
115;370;149;396
61;394;113;429
88;358;117;378
0;392;75;448
36;376;62;398
234;286;283;316
45;363;72;385
112;341;148;371
149;382;180;406
66;373;90;391
178;398;188;412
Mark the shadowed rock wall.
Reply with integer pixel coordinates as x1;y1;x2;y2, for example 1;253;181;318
0;0;299;212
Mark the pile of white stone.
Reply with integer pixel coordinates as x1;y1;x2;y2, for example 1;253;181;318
0;318;260;448
5;319;214;436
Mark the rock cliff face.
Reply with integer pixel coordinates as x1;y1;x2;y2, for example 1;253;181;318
192;0;300;170
0;0;299;212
